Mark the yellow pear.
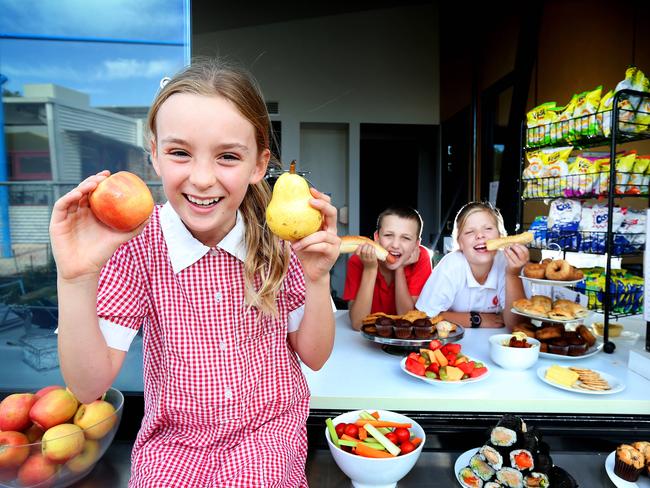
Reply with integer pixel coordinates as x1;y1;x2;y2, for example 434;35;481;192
266;161;323;240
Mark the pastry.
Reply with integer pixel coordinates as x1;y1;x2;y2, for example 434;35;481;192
393;319;412;339
530;295;552;313
485;232;534;251
536;324;564;341
512;323;536;338
576;324;596;347
435;320;454;339
412;318;432;338
375;317;395;337
614;444;645;482
339;236;397;264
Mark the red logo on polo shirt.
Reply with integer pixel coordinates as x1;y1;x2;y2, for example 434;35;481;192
492;295;499;306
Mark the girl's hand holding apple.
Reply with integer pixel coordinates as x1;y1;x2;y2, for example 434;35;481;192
50;170;153;281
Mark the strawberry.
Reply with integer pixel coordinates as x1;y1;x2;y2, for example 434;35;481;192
426;362;440;374
446;343;461;354
446;353;457;365
428;339;442;351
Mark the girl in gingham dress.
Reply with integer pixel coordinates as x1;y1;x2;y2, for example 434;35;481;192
50;60;341;487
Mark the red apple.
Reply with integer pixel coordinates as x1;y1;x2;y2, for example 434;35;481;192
29;389;78;431
24;424;44;444
0;393;36;431
89;171;154;231
0;431;29;469
34;385;64;401
17;453;59;488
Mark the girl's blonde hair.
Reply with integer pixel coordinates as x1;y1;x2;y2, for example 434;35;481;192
147;58;289;316
451;201;507;250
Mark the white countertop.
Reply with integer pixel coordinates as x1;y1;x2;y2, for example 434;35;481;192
302;311;650;415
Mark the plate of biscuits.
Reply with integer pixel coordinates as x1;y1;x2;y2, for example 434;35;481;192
520;259;584;286
360;309;464;346
512;295;589;323
513;322;602;359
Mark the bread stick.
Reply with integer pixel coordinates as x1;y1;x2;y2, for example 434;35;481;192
485;231;534;251
339;236;397;264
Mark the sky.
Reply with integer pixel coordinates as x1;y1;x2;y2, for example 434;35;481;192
0;0;188;107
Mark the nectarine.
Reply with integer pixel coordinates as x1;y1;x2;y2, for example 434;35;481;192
89;171;154;232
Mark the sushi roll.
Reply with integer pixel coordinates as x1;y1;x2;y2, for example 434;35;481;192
520;431;540;453
496;467;524;488
480;444;504;470
470;453;496;481
459;466;484;488
490;426;518;447
524;472;549;487
509;449;535;471
485;483;503;488
498;414;527;433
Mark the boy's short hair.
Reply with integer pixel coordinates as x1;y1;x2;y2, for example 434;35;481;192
376;207;423;239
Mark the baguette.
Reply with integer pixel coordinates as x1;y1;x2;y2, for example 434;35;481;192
339;236;397;264
485;231;534;251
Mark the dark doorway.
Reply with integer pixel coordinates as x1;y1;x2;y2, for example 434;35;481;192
439;108;471;249
359;124;437;241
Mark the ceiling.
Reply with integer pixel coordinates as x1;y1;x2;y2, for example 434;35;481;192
191;0;435;34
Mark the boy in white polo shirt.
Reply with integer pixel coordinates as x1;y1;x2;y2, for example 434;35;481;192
416;201;529;329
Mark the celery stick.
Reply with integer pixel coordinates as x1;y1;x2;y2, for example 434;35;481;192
361;441;386;450
358;411;390;434
338;439;358;447
364;423;401;456
326;418;340;448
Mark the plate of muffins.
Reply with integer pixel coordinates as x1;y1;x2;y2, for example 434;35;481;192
512;322;602;359
606;442;650;487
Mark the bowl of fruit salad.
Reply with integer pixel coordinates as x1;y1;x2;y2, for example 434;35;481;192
401;339;489;385
489;332;540;370
325;409;425;488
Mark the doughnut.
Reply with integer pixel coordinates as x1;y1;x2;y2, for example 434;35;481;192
524;262;547;279
545;259;572;280
570;267;584;280
339;236;397;264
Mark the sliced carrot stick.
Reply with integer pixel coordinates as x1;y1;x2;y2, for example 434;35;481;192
358;427;368;440
340;434;357;442
354;420;412;428
411;437;422;447
355;442;396;458
371;411;380;419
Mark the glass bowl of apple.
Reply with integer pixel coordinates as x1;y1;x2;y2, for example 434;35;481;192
0;386;124;488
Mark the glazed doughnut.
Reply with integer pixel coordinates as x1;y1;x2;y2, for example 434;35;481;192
545;259;572;280
524;262;547;279
340;236;397;264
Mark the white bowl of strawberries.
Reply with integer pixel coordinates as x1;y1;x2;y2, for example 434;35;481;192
325;409;425;488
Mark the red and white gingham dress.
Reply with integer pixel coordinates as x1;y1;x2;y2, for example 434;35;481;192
96;204;310;487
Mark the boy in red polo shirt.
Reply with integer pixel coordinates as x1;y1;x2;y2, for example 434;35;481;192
344;207;432;329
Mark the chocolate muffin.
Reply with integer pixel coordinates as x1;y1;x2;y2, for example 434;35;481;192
394;319;413;339
614;444;644;482
547;338;569;355
375;317;395;337
412;318;432;339
566;336;587;356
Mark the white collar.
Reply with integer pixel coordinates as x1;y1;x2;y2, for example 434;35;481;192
464;252;499;289
160;202;247;274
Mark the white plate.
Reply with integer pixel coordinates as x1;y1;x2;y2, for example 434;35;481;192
539;341;604;360
400;358;489;386
520;274;583;286
454;447;480;486
511;307;588;324
605;451;650;487
537;366;625;395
